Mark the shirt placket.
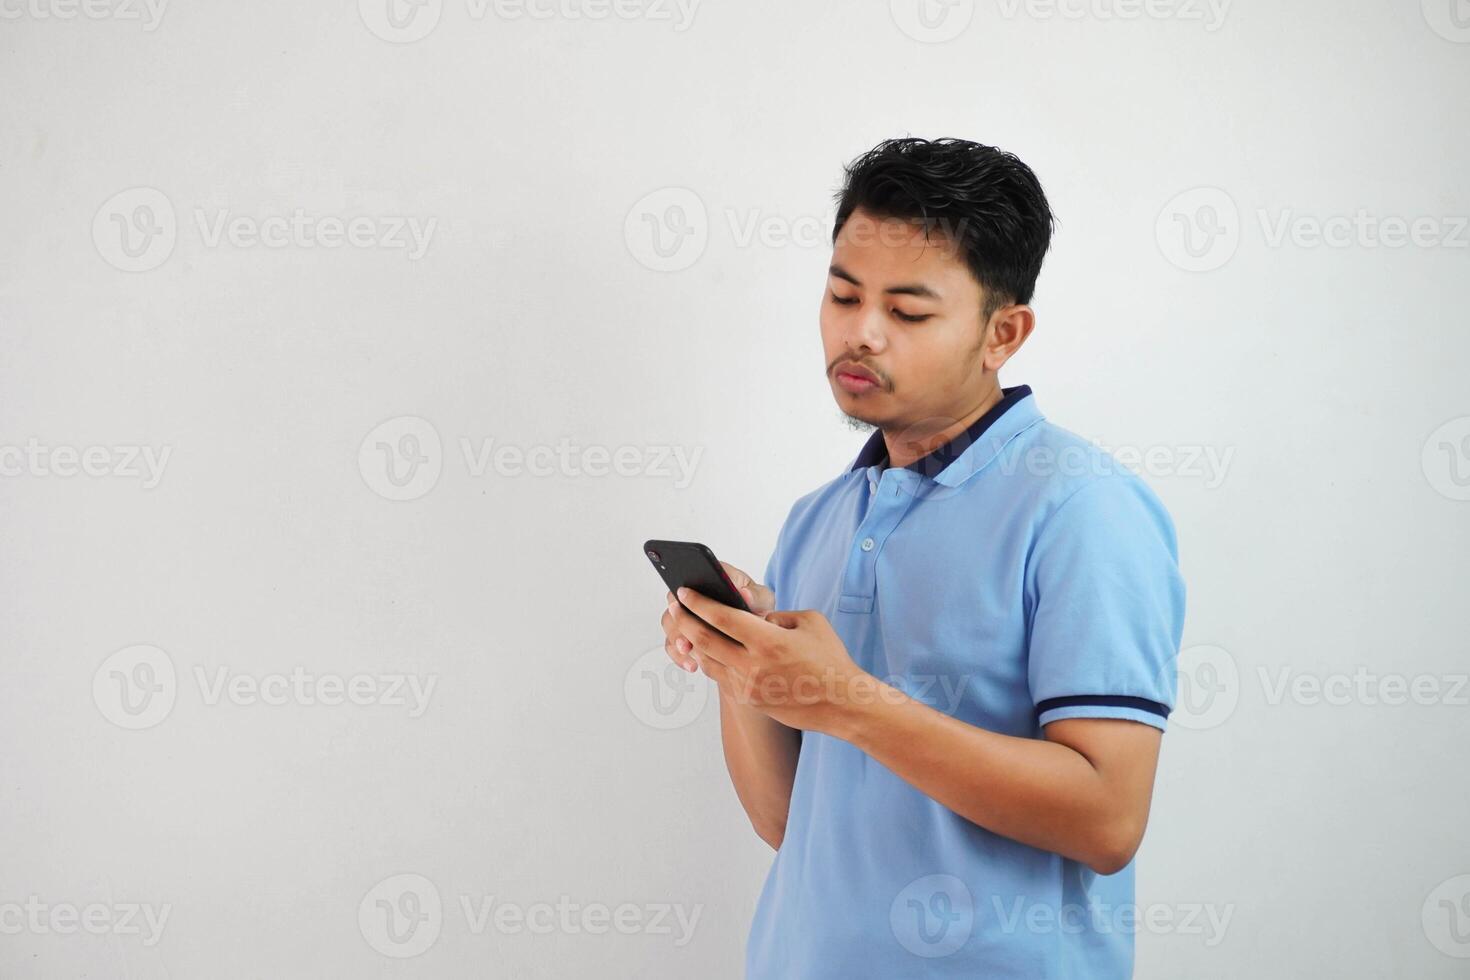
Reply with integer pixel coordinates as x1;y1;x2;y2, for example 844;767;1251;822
838;466;921;614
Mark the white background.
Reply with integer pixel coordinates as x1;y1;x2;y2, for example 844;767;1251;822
2;0;1468;976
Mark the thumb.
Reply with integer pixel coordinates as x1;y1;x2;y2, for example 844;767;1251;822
722;561;775;614
739;584;777;616
761;609;802;629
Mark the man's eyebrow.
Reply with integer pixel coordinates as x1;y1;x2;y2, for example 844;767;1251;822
828;264;942;300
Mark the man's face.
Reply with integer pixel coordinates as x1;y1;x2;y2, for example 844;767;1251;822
820;208;994;434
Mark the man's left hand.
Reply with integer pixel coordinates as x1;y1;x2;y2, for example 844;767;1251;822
668;587;872;736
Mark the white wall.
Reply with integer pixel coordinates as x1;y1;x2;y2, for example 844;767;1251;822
1;0;1467;976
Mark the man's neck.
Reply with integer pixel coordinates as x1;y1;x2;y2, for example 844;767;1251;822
882;383;1005;470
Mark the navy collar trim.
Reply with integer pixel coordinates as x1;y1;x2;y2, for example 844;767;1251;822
849;384;1035;479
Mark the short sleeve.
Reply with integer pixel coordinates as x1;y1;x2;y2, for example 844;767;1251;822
1025;475;1186;732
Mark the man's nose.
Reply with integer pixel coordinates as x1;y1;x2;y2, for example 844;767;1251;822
844;305;887;353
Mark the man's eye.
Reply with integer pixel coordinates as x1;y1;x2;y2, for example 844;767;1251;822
893;310;931;323
829;292;858;306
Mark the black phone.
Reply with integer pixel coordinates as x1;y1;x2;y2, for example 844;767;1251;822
643;540;753;635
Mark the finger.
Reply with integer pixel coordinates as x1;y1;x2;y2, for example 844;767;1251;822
660;605;691;645
719;561;751;588
660;605;701;670
761;608;803;628
662;633;698;674
676;587;773;646
667;596;743;666
689;647;730;686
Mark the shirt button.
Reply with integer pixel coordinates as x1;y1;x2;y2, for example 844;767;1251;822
860;537;875;551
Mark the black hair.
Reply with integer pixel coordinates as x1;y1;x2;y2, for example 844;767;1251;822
832;137;1056;321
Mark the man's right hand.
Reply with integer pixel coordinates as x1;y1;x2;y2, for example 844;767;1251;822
660;561;775;673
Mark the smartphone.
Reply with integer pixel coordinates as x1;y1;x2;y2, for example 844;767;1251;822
643;540;753;637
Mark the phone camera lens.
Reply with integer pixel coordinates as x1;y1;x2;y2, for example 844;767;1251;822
646;549;661;563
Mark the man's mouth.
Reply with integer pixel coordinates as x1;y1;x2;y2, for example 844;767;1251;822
835;363;882;394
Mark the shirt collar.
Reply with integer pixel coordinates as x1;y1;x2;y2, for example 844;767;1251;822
847;384;1040;486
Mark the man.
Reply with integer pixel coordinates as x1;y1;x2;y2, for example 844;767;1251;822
661;137;1186;978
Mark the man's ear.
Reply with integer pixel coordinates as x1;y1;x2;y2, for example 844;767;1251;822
981;304;1036;373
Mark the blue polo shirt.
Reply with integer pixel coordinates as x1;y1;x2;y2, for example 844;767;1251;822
745;385;1186;979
